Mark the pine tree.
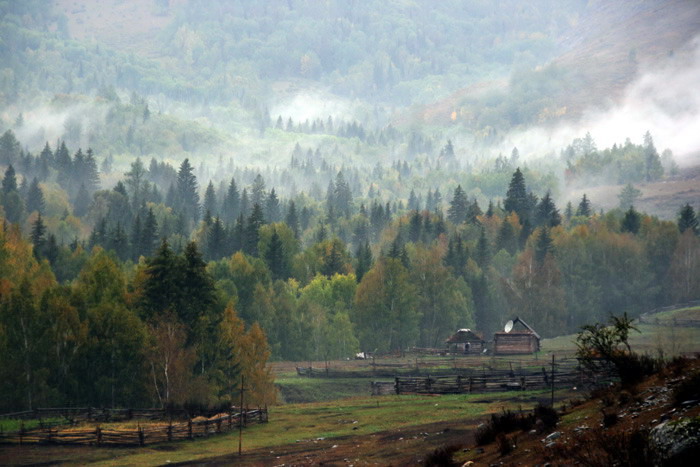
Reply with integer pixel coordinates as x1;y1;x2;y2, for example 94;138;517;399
408;189;419;211
475;227;490;268
140;208;159;256
84;148;100;193
334;171;353;217
251;174;266;207
678;204;699;234
565;201;573;221
486;200;494;218
447;185;468;224
245;203;265;256
466;199;482;224
222;177;240;224
496;217;518;255
203;181;218;217
31;213;46;258
89;217;108;250
408;210;422;243
264;227;286;280
265;188;281;222
621;206;641;234
576;194;592;217
285;200;300;238
534;227;553;265
206;216;226;261
130;213;142;260
73;183;91;217
504;168;529;222
25;178;44;215
321;239;344;277
109;221;129;261
536;191;561;227
2;164;18;193
239;188;250;219
643;131;664;182
176;158;200;227
355;241;373;282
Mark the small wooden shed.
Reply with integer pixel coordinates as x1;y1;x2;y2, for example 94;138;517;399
445;329;485;354
493;317;540;355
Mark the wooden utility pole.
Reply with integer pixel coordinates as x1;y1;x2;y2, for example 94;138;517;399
550;355;555;407
239;376;245;457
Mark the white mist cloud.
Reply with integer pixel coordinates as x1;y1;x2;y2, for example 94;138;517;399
496;36;700;166
270;90;357;123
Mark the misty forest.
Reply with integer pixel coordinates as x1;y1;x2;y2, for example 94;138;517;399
1;1;700;464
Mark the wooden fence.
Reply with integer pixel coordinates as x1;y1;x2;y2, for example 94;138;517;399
370;359;615;395
0;407;220;423
0;408;267;447
296;356;573;379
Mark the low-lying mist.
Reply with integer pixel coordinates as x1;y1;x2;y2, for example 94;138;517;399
494;35;700;168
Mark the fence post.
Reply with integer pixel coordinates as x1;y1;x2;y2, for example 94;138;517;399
19;421;24;445
139;425;145;446
394;377;400;395
551;354;555;407
96;425;102;446
457;375;462;393
167;420;173;442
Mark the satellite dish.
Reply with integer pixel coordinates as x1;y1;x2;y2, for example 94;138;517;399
504;320;514;333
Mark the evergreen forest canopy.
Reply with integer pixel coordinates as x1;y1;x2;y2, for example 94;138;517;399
0;0;699;412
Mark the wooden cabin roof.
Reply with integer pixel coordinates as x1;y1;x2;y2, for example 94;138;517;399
445;328;484;343
497;317;541;340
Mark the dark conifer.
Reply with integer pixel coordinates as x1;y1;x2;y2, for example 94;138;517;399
447;185;468;224
504;168;529;222
621;206;641;234
285;200;300;238
678;204;698;234
576;194;592;217
25;177;44;215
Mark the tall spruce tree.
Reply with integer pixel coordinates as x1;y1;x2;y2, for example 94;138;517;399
245;203;265;256
536;191;561;227
25;178;44;215
534;227;553;265
576;194;592;217
355;241;373;282
176;158;200;227
621;206;641;234
678;204;698;234
504;168;529;222
285;200;300;238
222;177;240;224
447;185;468;224
203;181;218;217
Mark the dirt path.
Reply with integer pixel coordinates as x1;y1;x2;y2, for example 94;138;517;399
172;419;477;466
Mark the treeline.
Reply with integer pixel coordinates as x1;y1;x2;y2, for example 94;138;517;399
563;131;677;185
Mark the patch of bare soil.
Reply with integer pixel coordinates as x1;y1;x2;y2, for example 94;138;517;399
173;420;477;466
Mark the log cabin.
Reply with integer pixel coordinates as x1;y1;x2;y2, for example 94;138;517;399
445;329;485;354
493;317;540;355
